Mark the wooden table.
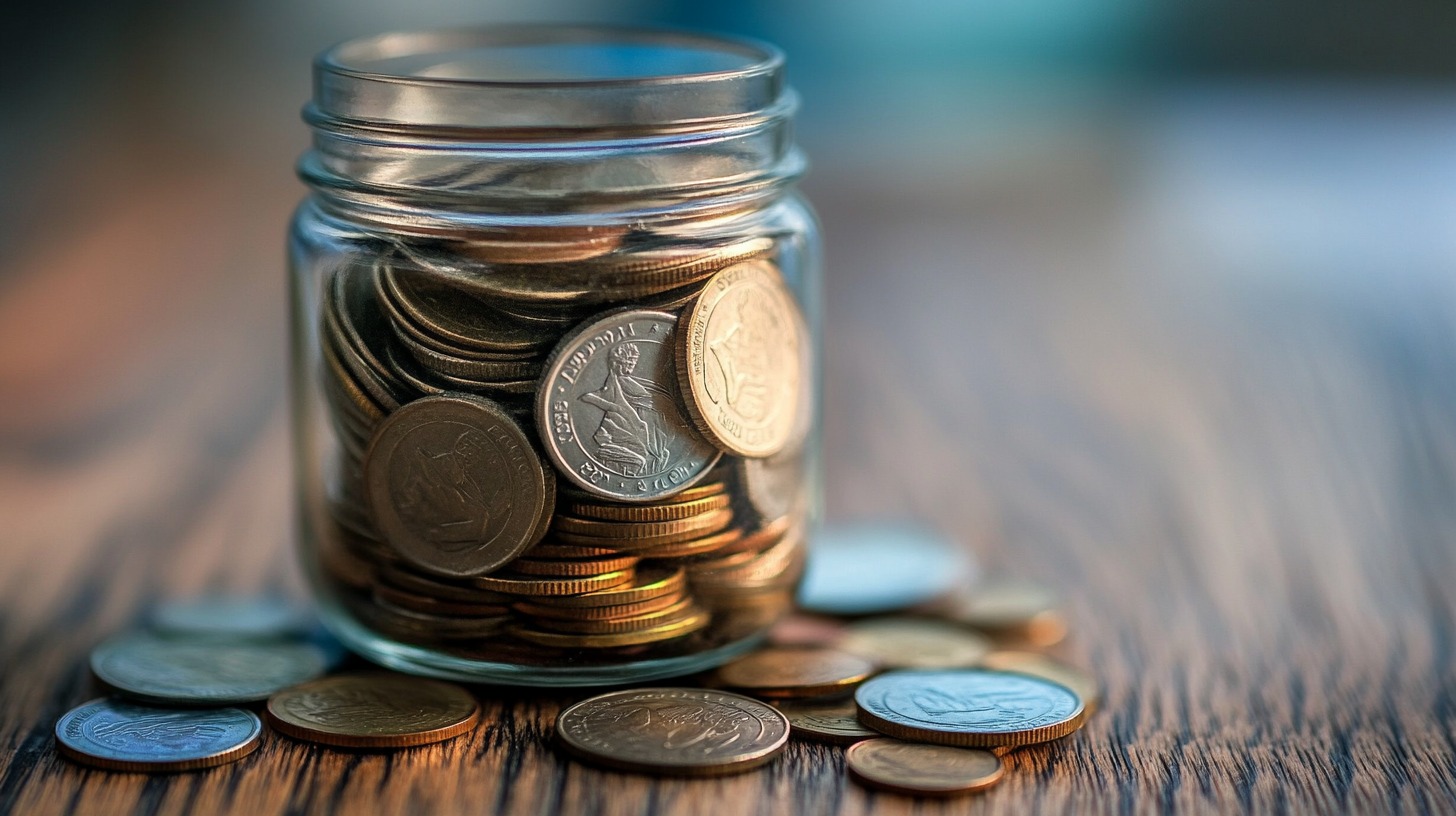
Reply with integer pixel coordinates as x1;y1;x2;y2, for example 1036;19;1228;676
3;104;1455;814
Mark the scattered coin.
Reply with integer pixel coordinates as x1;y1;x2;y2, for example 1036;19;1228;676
978;651;1100;712
555;688;789;776
938;579;1066;646
837;617;992;669
149;596;313;641
855;669;1086;749
55;698;262;772
716;646;874;699
778;700;878;745
797;523;976;616
846;739;1004;796
266;673;480;748
91;633;329;704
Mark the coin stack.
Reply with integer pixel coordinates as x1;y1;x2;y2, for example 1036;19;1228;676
315;230;811;665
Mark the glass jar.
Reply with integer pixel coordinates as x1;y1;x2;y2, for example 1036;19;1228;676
288;26;820;685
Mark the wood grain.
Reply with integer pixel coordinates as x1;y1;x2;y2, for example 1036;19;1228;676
2;131;1455;815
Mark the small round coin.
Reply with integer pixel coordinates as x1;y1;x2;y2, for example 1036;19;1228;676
364;394;555;578
55;698;262;772
855;669;1086;749
266;673;480;748
778;700;878;745
797;523;977;616
537;310;721;502
149;596;313;641
717;646;875;699
555;688;789;776
838;618;992;669
91;633;329;705
846;739;1004;796
940;580;1066;646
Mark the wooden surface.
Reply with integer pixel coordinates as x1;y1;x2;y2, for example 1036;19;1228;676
3;109;1456;815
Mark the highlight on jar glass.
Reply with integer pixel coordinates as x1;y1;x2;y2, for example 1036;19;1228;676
288;26;821;685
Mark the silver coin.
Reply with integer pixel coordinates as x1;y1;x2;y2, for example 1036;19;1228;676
855;669;1086;748
55;698;262;772
91;633;329;704
537;310;721;502
797;522;977;615
364;394;555;577
149;596;313;641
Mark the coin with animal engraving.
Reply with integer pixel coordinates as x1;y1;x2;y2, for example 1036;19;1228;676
537;310;720;502
555;688;789;775
55;698;263;772
855;669;1086;749
717;646;875;699
266;673;480;748
91;633;329;705
846;739;1004;796
364;394;554;578
678;260;806;458
778;700;877;745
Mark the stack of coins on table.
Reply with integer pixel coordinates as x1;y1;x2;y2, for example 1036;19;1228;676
315;232;811;665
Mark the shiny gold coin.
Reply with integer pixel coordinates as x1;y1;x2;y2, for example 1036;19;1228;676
524;543;623;559
846;739;1004;796
509;554;641;577
266;673;480;748
514;589;686;622
691;526;805;590
551;507;733;540
529;566;685;608
470;569;635;596
677;259;807;457
777;700;877;745
939;580;1066;646
717;646;875;699
566;492;731;523
978;651;1100;712
512;608;709;648
530;599;701;635
632;528;743;559
555;687;789;776
838;618;993;669
372;583;512;618
376;563;514;605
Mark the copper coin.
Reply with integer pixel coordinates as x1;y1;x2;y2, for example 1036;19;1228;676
846;739;1004;796
267;673;480;748
837;618;992;669
717;646;874;699
778;700;877;745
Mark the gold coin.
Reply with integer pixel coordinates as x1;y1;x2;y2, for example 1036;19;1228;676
530;599;701;635
846;739;1004;796
470;569;635;596
777;700;877;745
449;225;627;265
837;618;992;669
509;554;641;577
978;651;1100;712
372;583;513;617
939;580;1066;646
369;600;512;641
376;563;514;605
555;687;789;776
716;646;875;699
511;609;709;648
524;542;624;559
631;528;743;559
551;507;734;540
566;492;731;523
266;673;479;748
528;566;685;608
558;480;725;505
514;589;686;621
677;259;807;458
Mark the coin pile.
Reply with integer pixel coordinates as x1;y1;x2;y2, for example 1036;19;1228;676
57;596;485;772
316;231;811;665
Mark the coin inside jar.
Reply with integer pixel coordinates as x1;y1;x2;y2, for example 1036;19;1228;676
716;646;875;699
846;739;1005;796
266;673;480;748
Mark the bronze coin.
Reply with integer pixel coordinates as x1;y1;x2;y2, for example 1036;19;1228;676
470;569;635;597
837;618;992;670
524;566;685;608
716;646;875;699
846;739;1004;796
267;673;479;748
510;554;641;577
778;700;877;745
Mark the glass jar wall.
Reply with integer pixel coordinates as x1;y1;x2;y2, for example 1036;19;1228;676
288;27;820;685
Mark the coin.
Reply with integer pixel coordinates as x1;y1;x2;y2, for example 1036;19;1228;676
565;492;730;523
510;554;641;577
471;569;635;596
149;596;313;641
837;618;992;669
266;673;480;748
978;651;1100;712
531;598;701;635
797;522;977;616
716;646;874;699
551;508;734;540
55;699;262;772
855;669;1087;749
512;608;709;648
449;224;627;265
777;700;877;745
846;739;1004;796
677;260;806;458
514;590;685;622
364;394;554;577
537;310;721;502
91;634;329;705
555;688;789;775
938;580;1066;646
529;565;685;608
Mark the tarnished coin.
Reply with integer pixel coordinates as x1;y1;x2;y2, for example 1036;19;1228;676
677;260;807;458
798;522;977;616
364;394;554;578
939;580;1067;646
978;651;1100;712
555;688;789;776
91;633;329;704
537;310;720;502
838;618;992;669
846;739;1004;796
266;673;480;748
778;700;877;745
717;646;874;699
149;596;313;641
55;698;262;772
855;669;1086;749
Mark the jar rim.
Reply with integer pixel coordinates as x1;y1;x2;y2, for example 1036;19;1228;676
314;25;786;132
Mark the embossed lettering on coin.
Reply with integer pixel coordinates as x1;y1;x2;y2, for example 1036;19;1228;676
678;260;806;458
365;394;554;577
855;669;1086;748
538;310;720;502
55;698;262;772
